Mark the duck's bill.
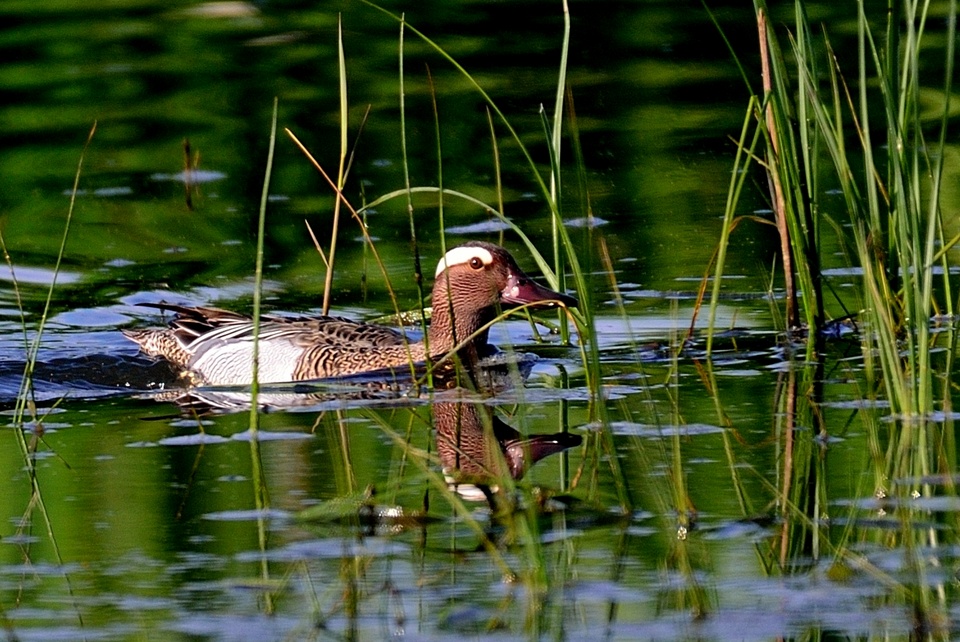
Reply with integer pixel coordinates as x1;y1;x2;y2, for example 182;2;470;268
501;273;578;308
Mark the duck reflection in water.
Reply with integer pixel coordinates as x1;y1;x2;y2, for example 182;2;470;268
433;394;581;503
152;386;582;503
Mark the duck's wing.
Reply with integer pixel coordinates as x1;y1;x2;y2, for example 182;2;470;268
123;304;249;366
179;315;413;350
134;303;410;349
277;317;414;349
135;303;255;344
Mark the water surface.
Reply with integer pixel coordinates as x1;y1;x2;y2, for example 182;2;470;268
2;0;959;640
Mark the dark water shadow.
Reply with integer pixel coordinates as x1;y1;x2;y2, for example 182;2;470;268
0;354;181;407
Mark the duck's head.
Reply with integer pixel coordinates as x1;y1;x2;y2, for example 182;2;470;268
433;241;578;314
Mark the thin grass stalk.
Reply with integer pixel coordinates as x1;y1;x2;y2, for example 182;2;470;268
249;434;274;614
581;238;635;512
933;7;958;453
321;15;350;315
704;362;760;559
9;124;96;633
916;0;955;402
700;0;754;89
248;97;279;429
549;0;571;345
287;131;398;306
540;106;569;348
774;367;796;568
566;87;618;460
427;66;445;254
485;107;506;241
932;2;955;320
790;5;826;337
897;1;928;416
706;98;760;354
565;86;591;260
667;321;708;618
246;98;278;614
782;360;827;568
0;232;30;361
397;17;431;386
14;123;95;421
334;410;358;496
793;1;815;219
549;0;569;194
859;0;891;239
668;352;691;539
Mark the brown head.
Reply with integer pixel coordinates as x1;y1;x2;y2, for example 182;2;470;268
428;241;577;354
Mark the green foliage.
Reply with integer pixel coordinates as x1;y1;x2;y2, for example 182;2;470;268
708;0;958;632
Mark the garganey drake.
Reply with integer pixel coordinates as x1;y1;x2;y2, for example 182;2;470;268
122;241;577;385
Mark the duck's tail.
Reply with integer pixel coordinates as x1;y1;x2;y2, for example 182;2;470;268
121;328;192;367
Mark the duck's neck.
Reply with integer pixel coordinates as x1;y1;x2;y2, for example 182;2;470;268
426;287;492;362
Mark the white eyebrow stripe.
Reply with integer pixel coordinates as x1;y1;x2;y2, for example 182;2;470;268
435;246;495;277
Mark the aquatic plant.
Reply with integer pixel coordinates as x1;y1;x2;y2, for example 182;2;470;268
706;0;958;633
2;123;98;633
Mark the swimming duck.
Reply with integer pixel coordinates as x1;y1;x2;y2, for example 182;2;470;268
123;241;577;385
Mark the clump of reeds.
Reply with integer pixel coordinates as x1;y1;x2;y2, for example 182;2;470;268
705;0;957;632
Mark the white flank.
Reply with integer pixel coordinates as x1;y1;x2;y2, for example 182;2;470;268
435;246;494;277
190;338;300;385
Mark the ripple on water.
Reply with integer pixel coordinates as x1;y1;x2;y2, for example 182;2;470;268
609;421;724;438
158;433;230;446
0;264;82;286
235;537;409;562
202;509;291;522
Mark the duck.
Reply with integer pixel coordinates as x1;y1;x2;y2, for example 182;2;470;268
122;241;577;385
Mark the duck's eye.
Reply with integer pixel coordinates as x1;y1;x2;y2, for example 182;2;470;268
469;257;484;270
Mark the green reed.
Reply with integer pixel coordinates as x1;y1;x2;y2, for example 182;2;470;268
247;96;280;612
711;0;957;403
249;97;278;423
319;15;350;317
2;123;98;634
707;0;958;631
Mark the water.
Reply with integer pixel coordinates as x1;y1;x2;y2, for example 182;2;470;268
2;0;960;640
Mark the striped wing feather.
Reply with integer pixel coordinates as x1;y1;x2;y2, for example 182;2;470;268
129;303;416;369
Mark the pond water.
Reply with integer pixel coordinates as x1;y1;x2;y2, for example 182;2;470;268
2;0;960;640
